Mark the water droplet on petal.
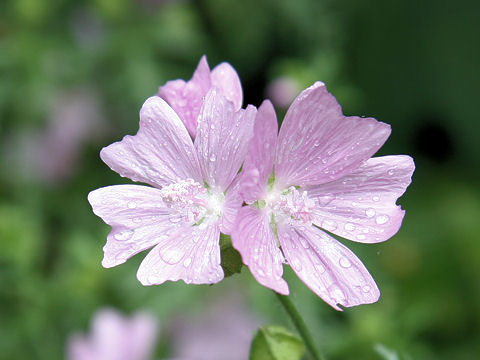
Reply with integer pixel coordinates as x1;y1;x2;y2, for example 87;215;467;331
321;220;337;231
365;208;376;218
388;169;394;176
183;258;192;267
328;284;346;303
376;215;389;225
114;229;134;241
209;155;216;162
161;248;183;264
344;223;356;231
317;194;335;206
127;201;137;209
339;257;352;268
362;285;371;293
258;269;265;276
372;196;380;202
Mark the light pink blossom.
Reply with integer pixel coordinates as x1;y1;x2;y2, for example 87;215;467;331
88;90;256;285
158;55;243;139
232;82;415;310
169;291;260;360
67;308;159;360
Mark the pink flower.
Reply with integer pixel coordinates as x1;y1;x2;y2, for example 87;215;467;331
266;76;301;109
158;55;243;139
170;291;260;360
88;90;256;285
68;308;159;360
232;82;415;310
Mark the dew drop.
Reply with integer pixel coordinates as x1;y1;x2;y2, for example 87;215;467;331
258;269;265;276
127;201;137;209
209;155;217;162
318;194;335;206
375;215;389;225
161;248;183;264
365;208;376;218
339;257;352;268
362;285;371;293
114;230;134;241
321;220;337;231
315;264;326;274
328;284;346;303
183;258;192;267
344;223;356;231
372;196;380;202
387;169;394;176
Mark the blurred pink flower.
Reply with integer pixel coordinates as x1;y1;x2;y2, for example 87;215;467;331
3;89;105;185
158;55;243;139
88;90;256;285
169;292;260;360
266;76;301;109
68;308;159;360
232;82;415;310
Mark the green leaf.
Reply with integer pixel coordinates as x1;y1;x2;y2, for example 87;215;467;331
220;234;243;277
250;325;306;360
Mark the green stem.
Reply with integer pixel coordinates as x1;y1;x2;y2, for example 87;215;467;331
275;292;325;360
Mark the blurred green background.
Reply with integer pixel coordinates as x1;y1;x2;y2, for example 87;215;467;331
1;0;479;359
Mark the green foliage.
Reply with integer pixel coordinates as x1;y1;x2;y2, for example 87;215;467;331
220;234;244;277
250;325;305;360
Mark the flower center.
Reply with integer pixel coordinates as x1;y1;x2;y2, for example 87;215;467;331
263;186;315;224
159;179;224;226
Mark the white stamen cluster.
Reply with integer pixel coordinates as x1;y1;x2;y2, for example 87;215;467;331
159;178;225;226
159;179;208;223
272;186;316;223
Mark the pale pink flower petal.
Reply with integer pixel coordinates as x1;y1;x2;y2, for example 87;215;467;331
308;155;415;243
158;56;211;138
219;175;243;235
137;224;223;285
88;185;180;268
159;56;243;138
275;82;391;187
100;96;202;187
240;100;278;204
277;222;380;311
211;62;243;110
194;89;256;190
125;312;160;360
232;206;289;295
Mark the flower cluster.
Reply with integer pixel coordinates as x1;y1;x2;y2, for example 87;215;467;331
88;56;415;310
